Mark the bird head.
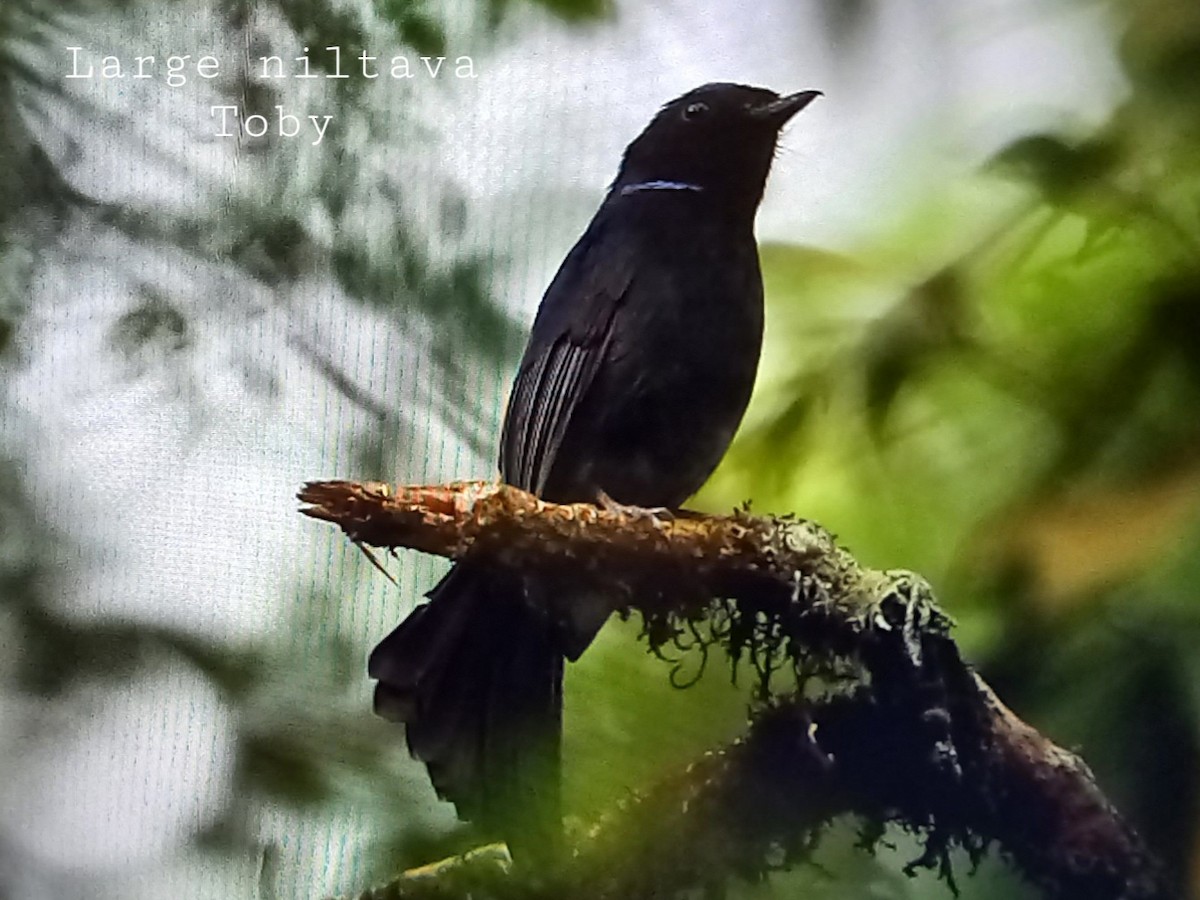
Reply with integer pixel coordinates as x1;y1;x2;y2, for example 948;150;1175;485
614;83;821;215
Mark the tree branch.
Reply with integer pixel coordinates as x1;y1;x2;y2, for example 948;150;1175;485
299;480;1174;900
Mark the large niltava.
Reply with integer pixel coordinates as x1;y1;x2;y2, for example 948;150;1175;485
369;82;821;855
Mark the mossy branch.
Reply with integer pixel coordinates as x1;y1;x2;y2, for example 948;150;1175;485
299;479;1174;900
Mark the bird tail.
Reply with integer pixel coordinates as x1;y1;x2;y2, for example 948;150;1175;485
368;563;563;858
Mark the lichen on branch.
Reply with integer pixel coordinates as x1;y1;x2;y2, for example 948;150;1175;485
299;479;1174;900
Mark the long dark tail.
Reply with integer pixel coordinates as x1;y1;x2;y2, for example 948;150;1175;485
368;563;563;858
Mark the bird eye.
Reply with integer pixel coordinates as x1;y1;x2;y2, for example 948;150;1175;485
682;101;709;121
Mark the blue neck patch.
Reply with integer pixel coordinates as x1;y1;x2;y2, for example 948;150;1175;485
619;180;704;196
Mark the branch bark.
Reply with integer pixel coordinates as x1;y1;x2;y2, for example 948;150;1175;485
299;479;1175;900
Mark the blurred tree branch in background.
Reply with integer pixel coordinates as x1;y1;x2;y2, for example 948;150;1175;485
0;0;610;894
300;480;1174;900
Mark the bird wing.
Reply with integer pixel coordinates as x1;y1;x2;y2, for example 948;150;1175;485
499;213;634;495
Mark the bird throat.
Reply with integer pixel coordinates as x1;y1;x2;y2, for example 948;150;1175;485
619;180;704;196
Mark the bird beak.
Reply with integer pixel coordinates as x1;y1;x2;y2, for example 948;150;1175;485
751;90;823;127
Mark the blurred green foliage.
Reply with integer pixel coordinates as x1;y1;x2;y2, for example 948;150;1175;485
691;0;1200;895
0;0;604;894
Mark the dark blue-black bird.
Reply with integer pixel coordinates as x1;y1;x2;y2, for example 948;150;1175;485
368;82;821;856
